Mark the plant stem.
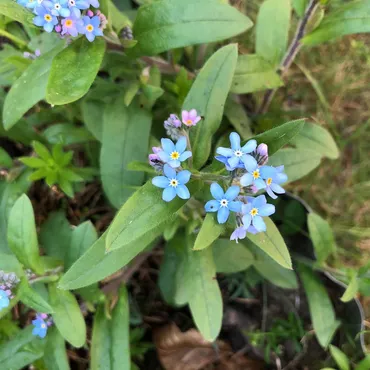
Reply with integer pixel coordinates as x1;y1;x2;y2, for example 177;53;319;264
191;172;230;182
0;29;28;48
182;129;193;168
257;0;320;115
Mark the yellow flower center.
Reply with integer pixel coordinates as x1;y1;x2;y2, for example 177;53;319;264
170;151;180;160
184;119;193;126
220;199;228;208
266;177;273;186
250;208;258;217
86;24;94;32
65;19;73;27
44;14;52;22
252;170;260;179
169;179;178;188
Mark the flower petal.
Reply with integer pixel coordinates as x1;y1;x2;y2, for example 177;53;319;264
243;155;258;173
176;185;190;199
176;170;191;184
240;173;253;187
163;164;176;179
168;160;180;168
227;156;240;169
241;139;257;153
216;147;233;157
86;31;95;42
158;151;169;162
162;187;176;202
205;200;220;212
276;173;288;184
254;195;267;208
266;186;278;199
225;185;240;201
242;214;252;229
193;116;201;124
230;227;246;243
179;151;192;161
210;183;224;200
228;201;242;212
189;109;197;119
33;16;44;26
270;183;285;194
260;166;277;179
217;207;230;224
161;138;175;153
152;176;169;188
181;110;189;122
254;179;267;190
252;216;266;232
258;204;275;217
229;132;241;150
215;155;228;165
175;136;187;153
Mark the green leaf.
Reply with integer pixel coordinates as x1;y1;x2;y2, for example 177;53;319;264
91;286;130;370
355;355;370;370
193;214;223;251
100;99;152;209
184;44;238;169
19;157;47;168
212;239;254;274
291;122;339;159
268;148;322;183
65;221;98;269
33;141;52;161
0;0;34;25
0;253;24;277
81;98;105;141
245;241;298;289
49;283;86;348
329;345;350;370
43;123;95;145
124;81;140;106
246;217;292;269
46;38;106;105
298;264;340;348
0;147;12;168
340;274;358;303
58;228;162;290
127;161;157;174
131;0;252;56
307;213;336;265
19;280;54;313
250;119;305;156
188;237;222;341
224;97;252;140
256;0;291;67
302;0;370;46
7;194;44;274
43;327;71;370
106;181;202;252
292;0;308;17
231;54;283;94
3;44;64;130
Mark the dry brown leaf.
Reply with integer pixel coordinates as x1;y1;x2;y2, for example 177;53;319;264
153;323;264;370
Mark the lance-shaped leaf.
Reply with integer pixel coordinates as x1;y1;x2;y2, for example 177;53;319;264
19;280;54;314
46;38;105;105
193;214;223;251
184;44;238;169
0;0;34;24
43;327;70;370
131;0;252;56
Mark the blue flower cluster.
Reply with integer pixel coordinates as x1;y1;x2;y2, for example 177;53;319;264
205;132;288;242
17;0;105;41
32;313;53;338
0;271;20;311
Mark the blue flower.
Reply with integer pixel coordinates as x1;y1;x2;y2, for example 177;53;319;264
216;132;257;171
260;165;287;199
77;16;103;42
204;183;242;224
61;14;83;36
32;314;49;338
33;7;58;33
17;0;40;9
67;0;89;18
157;136;192;168
241;195;275;233
42;0;71;17
152;164;191;202
0;289;10;310
230;226;246;243
240;158;268;191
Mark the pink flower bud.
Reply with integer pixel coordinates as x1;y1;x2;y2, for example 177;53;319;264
257;143;268;157
87;10;94;17
55;24;62;33
152;147;162;154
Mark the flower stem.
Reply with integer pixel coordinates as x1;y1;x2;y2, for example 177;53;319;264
182;129;193;168
0;29;28;49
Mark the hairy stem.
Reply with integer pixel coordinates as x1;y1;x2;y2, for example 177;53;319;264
257;0;320;115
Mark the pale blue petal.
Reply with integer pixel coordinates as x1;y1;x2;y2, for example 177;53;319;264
33;16;44;26
246;225;259;235
205;200;220;212
44;22;54;32
276;165;285;172
266;186;278;199
254;179;266;190
240;173;253;187
161;138;175;153
176;185;190;199
216;147;233;157
179;151;192;161
229;132;241;150
253;216;266;232
228;201;242;212
162;187;176;202
243;155;258;173
241;139;257;153
168;160;180;168
163;164;176;178
177;170;191;185
86;32;95;42
246;196;255;204
260;166;277;179
270;183;285;194
242;203;252;214
215;155;228;164
60;8;70;17
254;195;267;208
152;176;169;188
175;136;187;153
227;156;240;169
258;204;275;217
91;15;100;27
94;28;103;37
210;183;224;200
276;173;288;184
225;185;240;201
217;207;230;224
158;151;169;162
242;214;252;229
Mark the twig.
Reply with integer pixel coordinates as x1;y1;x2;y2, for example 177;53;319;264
257;0;320;114
141;56;195;78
